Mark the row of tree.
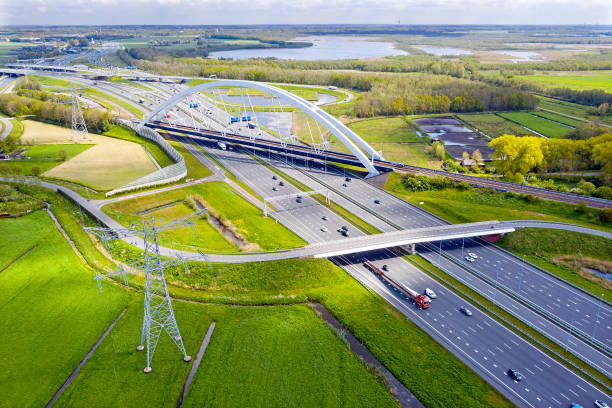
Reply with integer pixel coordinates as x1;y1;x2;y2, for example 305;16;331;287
0;93;111;133
353;75;537;116
488;133;612;183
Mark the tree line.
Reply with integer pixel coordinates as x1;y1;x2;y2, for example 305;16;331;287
0;92;111;134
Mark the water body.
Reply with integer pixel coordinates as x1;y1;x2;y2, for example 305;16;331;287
209;36;408;60
414;46;472;56
493;50;545;63
585;267;612;282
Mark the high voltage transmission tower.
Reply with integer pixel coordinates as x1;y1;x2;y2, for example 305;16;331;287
70;85;89;143
85;210;205;373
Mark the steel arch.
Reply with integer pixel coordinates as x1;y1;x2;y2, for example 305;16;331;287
140;80;382;177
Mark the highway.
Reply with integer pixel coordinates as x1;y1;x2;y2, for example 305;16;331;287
18;74;610;406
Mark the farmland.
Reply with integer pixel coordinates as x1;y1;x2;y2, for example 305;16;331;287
497;111;574;138
516;71;612;93
537;96;612;126
457;113;536;138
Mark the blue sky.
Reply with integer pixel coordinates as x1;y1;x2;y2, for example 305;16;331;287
1;0;611;26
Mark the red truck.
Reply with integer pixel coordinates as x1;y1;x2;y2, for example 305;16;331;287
363;261;430;309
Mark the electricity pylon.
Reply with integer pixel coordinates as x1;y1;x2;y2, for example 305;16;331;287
85;210;204;373
70;85;89;143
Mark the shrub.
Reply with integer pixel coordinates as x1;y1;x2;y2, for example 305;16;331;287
525;194;537;203
31;166;41;176
456;181;471;190
575;201;588;214
593;186;612;200
601;208;612;223
59;150;68;161
576;179;596;195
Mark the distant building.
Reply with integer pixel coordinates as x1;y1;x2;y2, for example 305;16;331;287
460;158;477;168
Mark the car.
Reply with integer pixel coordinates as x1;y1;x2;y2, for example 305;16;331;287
342;183;348;187
570;404;583;408
382;265;389;271
272;186;278;191
279;181;285;186
424;288;437;298
468;252;478;259
595;401;610;408
345;177;351;182
465;256;475;263
272;175;277;180
321;226;328;232
296;197;302;203
322;216;328;221
341;225;349;231
374;199;380;204
459;306;473;316
506;368;523;381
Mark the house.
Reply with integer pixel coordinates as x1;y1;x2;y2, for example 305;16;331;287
460;158;477;168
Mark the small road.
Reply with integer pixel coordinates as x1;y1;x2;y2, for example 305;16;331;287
0;117;13;141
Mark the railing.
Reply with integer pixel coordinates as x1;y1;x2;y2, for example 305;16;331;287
105;120;187;196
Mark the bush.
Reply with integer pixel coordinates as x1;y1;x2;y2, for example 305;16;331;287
575;201;588;214
576;179;596;195
525;194;537;203
601;208;612;223
456;181;471;190
593;186;612;200
59;150;68;161
31;166;41;176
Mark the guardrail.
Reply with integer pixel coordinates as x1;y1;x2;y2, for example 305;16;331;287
105;120;187;197
424;242;612;356
406;254;612;394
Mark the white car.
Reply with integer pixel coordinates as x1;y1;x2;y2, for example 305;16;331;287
424;288;437;299
321;226;328;232
465;256;475;263
595;400;610;408
468;252;478;259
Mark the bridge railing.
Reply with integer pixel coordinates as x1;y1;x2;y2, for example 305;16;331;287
105;120;187;197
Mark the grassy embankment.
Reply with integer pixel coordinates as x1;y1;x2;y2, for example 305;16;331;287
0;143;92;175
349;117;441;168
1;181;513;408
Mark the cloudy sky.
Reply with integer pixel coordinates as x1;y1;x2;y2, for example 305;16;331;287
1;0;611;26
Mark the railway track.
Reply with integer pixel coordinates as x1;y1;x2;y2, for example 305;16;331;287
147;120;611;209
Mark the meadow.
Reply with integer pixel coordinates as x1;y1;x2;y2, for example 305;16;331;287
457;113;536;138
516;71;612;93
2;182;513;408
536;96;612;126
497;111;573;138
349;117;441;168
102;181;306;251
1;143;91;175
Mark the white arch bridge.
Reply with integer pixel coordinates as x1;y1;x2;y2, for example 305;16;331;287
140;79;384;177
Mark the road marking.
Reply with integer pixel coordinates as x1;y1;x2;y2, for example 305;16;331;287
540;360;551;368
568;389;579;397
559;393;569;400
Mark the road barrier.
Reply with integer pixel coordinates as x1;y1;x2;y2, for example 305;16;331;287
105;120;187;196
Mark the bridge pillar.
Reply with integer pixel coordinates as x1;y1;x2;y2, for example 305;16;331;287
405;243;416;254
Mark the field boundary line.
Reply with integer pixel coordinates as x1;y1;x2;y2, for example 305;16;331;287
0;245;37;274
46;308;127;407
176;321;216;408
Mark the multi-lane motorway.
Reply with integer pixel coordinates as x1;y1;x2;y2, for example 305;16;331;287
35;73;611;407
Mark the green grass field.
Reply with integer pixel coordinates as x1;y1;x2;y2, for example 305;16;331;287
1;184;513;408
457;113;536;137
517;71;612;92
0;184;46;217
537;96;612;126
102;181;305;251
0;211;127;407
167;139;214;179
531;110;582;128
0;143;92;175
497;111;573;138
349;117;441;168
8;117;24;139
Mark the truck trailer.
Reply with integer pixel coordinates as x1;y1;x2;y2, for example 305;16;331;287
363;261;430;309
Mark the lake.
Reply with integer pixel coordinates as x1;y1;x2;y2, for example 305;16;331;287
209;36;408;60
413;46;472;56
